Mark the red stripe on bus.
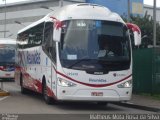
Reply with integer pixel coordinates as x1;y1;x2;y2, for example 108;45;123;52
56;71;132;87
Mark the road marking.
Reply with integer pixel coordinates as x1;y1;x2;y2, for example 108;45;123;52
0;96;9;101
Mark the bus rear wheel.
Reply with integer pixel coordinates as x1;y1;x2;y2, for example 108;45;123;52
42;81;53;104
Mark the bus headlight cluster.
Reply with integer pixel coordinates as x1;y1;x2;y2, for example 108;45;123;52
117;80;132;88
58;77;76;87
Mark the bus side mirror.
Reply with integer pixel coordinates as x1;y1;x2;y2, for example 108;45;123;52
133;31;141;46
53;27;61;42
53;19;62;42
126;23;141;46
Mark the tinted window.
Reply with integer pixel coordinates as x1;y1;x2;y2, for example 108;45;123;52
43;22;56;63
59;20;131;71
18;23;44;48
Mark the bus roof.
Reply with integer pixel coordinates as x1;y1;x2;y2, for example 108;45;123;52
0;38;16;44
18;3;125;34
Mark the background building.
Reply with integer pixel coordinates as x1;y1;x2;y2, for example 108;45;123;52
144;4;160;24
0;0;85;39
86;0;143;18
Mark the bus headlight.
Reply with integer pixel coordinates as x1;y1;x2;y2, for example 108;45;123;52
58;77;76;87
117;80;132;88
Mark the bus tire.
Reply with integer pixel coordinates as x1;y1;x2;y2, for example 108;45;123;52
42;80;53;105
20;73;28;94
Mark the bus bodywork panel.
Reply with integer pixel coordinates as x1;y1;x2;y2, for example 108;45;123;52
56;68;132;101
56;59;132;101
52;4;125;23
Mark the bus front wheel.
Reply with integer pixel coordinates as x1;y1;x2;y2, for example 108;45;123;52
42;80;53;104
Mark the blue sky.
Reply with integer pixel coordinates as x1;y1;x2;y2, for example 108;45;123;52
0;0;160;7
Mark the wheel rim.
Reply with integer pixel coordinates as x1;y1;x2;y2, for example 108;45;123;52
44;83;48;100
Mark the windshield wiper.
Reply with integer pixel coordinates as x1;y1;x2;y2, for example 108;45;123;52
99;59;129;66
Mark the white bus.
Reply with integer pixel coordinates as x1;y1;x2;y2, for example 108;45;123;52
0;38;16;81
15;4;141;104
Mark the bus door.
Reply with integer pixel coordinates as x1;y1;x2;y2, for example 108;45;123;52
43;22;57;96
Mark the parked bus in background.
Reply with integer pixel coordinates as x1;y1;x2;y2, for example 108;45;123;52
0;38;16;81
15;4;141;105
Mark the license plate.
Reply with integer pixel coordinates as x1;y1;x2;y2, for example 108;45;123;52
91;92;103;96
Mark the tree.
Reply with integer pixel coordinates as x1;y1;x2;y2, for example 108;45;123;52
130;12;160;48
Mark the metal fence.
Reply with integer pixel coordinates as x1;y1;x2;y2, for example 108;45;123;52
133;48;160;94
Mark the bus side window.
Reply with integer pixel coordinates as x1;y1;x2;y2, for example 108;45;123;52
44;22;56;63
28;23;43;47
18;32;28;49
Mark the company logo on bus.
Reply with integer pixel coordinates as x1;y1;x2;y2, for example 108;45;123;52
27;51;41;64
94;72;104;75
89;78;107;83
113;73;126;77
67;72;78;76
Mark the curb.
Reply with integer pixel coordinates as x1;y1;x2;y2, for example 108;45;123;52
0;90;10;96
113;102;160;112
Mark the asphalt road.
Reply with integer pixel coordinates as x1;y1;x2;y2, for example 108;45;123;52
0;82;156;120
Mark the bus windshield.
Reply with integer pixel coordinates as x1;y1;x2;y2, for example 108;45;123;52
0;44;15;64
59;20;131;72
